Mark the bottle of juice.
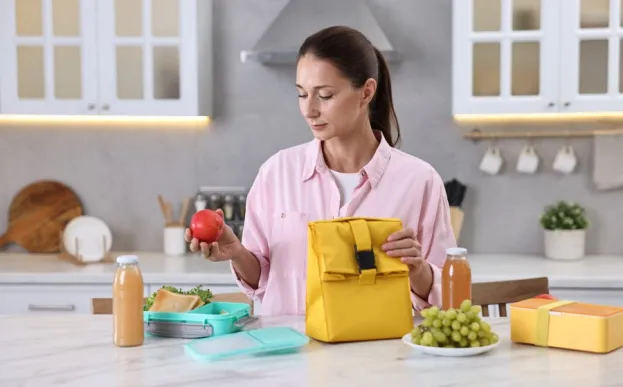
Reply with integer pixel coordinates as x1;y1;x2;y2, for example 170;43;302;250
113;255;144;347
441;247;472;310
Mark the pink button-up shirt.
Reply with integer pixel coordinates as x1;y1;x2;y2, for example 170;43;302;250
231;132;457;316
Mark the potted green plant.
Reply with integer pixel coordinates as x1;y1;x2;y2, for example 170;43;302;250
539;201;589;260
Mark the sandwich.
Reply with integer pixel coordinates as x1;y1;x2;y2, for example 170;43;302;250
144;285;213;312
148;288;205;312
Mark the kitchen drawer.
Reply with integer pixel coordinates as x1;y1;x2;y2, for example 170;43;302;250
0;284;149;314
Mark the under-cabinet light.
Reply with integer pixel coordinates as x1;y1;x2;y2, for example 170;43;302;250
0;115;211;128
454;112;623;125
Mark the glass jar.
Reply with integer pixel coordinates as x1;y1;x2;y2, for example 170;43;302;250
222;195;235;221
441;247;472;310
112;255;144;347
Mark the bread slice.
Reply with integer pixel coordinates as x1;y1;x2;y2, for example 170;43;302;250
148;288;201;313
192;298;206;309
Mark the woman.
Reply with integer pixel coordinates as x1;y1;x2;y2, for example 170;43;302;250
186;26;456;316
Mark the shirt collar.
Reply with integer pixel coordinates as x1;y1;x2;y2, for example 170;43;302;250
302;130;392;188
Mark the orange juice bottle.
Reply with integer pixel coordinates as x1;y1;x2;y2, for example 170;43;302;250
441;247;472;310
113;255;144;347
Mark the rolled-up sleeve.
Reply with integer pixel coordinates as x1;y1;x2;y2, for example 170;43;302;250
230;166;271;301
410;175;457;311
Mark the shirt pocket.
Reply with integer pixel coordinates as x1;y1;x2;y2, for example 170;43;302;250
269;212;310;274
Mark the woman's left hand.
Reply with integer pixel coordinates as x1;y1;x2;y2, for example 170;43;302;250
382;227;425;267
381;227;433;298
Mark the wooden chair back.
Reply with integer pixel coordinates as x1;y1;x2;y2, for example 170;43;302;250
472;277;549;317
92;292;254;315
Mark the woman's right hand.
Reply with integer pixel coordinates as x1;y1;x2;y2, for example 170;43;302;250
184;209;243;261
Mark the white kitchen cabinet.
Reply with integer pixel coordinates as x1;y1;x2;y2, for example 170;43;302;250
0;284;149;314
453;0;623;119
0;283;244;315
0;0;211;117
560;0;623;114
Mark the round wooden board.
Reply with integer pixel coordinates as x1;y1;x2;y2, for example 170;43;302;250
0;180;84;253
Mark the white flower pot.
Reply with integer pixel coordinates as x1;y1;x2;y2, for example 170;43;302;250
544;229;586;260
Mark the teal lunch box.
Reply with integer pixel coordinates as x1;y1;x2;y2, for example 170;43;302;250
143;301;258;339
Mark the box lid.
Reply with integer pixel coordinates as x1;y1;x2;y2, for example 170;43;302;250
510;298;623;317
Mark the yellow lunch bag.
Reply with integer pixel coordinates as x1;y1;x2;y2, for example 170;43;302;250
305;217;414;343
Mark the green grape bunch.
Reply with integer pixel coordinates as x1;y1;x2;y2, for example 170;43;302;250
411;299;499;349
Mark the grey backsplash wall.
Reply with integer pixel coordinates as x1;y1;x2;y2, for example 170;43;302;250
1;0;621;255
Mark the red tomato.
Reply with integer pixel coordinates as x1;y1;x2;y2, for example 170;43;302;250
190;210;224;243
534;293;557;300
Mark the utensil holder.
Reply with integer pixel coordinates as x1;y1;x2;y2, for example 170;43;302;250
57;230;114;265
164;225;186;256
449;207;464;242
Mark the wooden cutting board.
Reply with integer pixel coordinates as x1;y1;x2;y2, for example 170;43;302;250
0;180;83;253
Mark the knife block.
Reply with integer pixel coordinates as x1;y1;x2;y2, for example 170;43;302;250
57;230;114;265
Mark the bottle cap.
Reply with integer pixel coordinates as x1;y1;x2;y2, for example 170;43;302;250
446;247;468;256
116;255;139;264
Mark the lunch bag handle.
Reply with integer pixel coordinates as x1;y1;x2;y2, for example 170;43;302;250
348;219;377;285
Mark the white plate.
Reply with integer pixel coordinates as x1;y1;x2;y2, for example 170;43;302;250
401;333;500;357
62;216;113;262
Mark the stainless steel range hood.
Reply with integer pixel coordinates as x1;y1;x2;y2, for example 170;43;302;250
240;0;400;65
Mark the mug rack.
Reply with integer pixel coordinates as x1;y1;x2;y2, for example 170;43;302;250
464;127;623;142
57;230;114;266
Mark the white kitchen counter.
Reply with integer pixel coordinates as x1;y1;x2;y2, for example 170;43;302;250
0;252;234;285
468;253;623;289
1;314;621;387
1;251;622;314
0;252;243;315
0;251;621;288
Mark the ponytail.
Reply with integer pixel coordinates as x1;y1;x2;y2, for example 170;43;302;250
370;47;401;147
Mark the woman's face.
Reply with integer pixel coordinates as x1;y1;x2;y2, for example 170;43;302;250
296;54;376;142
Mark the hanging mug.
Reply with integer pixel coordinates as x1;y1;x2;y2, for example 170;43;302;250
553;145;577;174
479;146;504;175
516;145;539;174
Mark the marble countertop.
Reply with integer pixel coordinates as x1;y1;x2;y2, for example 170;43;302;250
1;314;621;387
0;252;622;288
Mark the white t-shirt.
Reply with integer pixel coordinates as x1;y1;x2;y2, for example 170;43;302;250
329;169;361;207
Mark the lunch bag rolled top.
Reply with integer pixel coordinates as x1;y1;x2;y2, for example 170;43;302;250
305;217;414;343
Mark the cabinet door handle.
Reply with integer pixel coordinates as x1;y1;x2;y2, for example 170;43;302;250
102;104;110;111
28;304;76;312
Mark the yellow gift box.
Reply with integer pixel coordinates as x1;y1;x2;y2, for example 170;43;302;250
510;298;623;354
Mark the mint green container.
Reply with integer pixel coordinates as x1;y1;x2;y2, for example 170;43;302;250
143;302;257;338
184;327;310;362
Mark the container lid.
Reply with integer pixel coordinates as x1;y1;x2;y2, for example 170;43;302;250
117;255;139;264
184;327;309;362
446;247;468;256
511;298;623;317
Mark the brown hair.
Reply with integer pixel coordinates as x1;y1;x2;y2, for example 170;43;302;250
297;26;401;147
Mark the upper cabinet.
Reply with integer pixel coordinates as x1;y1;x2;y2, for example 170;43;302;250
0;0;211;118
452;0;623;122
